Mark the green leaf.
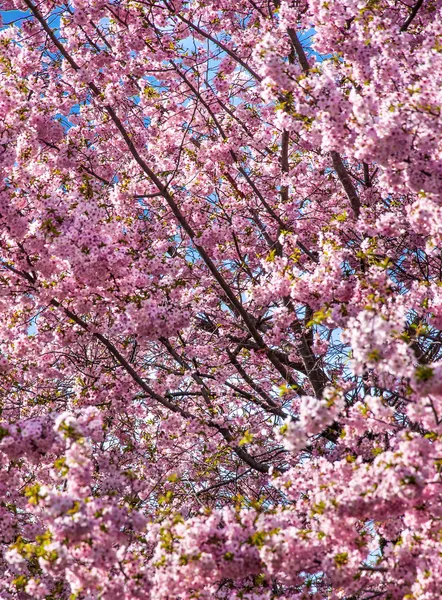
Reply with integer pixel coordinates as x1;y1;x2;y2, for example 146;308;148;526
239;430;253;447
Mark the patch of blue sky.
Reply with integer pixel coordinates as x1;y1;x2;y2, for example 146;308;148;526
1;9;28;27
1;5;63;30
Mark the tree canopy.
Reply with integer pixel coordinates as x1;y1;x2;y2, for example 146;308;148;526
0;0;441;598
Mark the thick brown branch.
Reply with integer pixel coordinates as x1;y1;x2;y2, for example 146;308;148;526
400;0;424;31
285;23;361;220
330;151;361;219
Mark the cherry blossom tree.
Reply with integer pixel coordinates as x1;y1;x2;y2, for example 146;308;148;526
0;0;441;598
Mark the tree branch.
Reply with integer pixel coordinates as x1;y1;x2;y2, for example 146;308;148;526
400;0;424;31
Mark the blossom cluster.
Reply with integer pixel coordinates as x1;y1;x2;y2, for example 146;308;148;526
0;0;441;598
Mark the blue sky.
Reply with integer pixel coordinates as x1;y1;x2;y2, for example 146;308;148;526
1;9;28;27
